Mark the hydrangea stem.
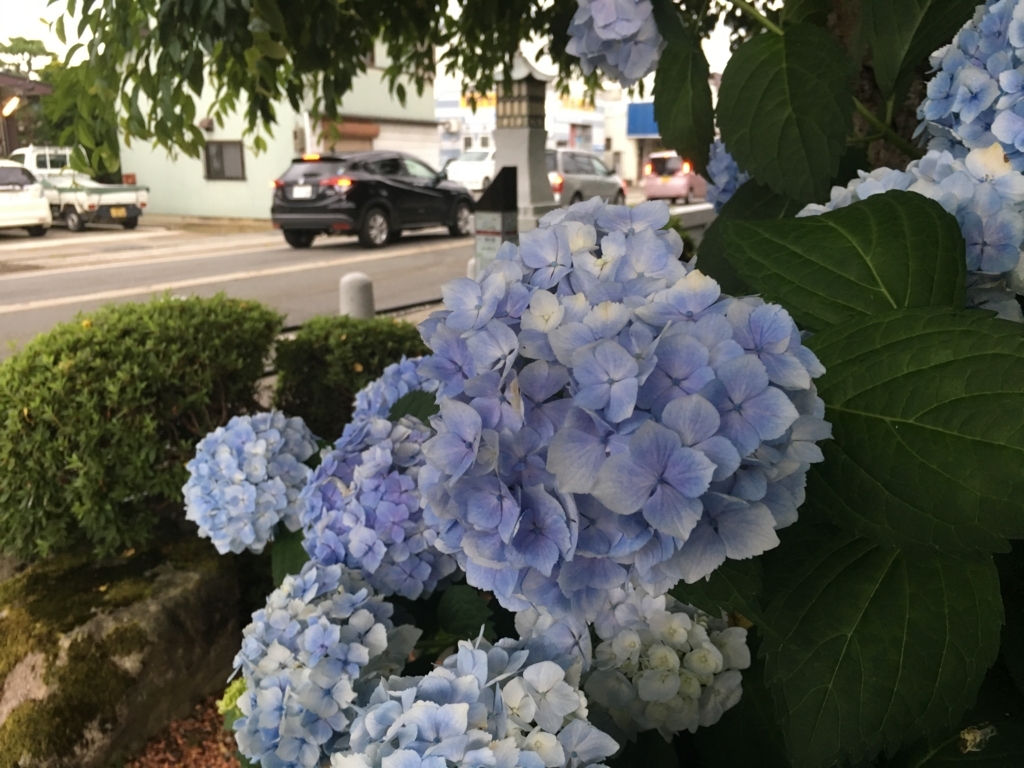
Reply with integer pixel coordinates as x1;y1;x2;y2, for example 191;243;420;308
853;98;924;160
730;0;783;36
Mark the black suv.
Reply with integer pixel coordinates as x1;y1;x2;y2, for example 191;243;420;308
271;151;475;248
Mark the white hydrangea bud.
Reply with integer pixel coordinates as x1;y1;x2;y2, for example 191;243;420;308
649;610;691;650
683;643;724;685
646;643;681;672
612;629;643;665
712;627;751;671
677;668;703;700
636;668;681;702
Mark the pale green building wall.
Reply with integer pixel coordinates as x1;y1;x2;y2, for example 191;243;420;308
119;45;436;220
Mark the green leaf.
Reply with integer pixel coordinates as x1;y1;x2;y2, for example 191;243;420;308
780;0;831;27
669;558;765;626
696;180;804;295
761;521;1003;768
899;664;1024;766
652;2;714;177
271;526;309;588
719;190;966;331
389;390;439;424
76;120;96;149
694;648;790;768
55;15;66;45
996;547;1024;695
865;0;978;99
807;307;1024;556
717;23;854;203
437;584;495;642
253;33;289;60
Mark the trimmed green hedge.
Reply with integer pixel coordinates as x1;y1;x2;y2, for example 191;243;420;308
0;295;282;561
274;315;428;440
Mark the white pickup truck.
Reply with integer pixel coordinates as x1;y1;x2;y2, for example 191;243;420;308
42;172;149;231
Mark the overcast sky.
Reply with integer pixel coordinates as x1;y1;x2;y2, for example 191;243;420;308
0;0;733;83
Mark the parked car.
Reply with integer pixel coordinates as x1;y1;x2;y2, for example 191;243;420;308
547;149;626;205
443;149;496;192
642;151;707;204
42;172;149;231
0;161;52;237
271;151;475;249
8;145;74;178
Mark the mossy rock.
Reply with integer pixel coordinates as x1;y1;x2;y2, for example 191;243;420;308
0;539;242;767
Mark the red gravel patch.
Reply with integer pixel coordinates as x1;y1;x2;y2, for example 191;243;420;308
125;694;240;768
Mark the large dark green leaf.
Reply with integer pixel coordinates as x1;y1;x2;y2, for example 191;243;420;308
719;191;966;332
669;558;765;626
996;547;1024;695
781;0;831;27
271;526;310;587
437;584;496;641
389;390;439;423
652;1;715;176
761;521;1003;768
696;180;805;295
865;0;979;99
716;23;854;203
898;664;1024;766
807;307;1024;556
694;648;790;768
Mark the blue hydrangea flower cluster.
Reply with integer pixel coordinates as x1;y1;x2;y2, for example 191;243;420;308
416;197;829;625
301;415;458;600
705;141;750;213
917;0;1024;168
798;144;1024;321
352;356;439;421
184;412;319;555
331;634;618;768
583;582;749;742
566;0;665;87
232;561;421;768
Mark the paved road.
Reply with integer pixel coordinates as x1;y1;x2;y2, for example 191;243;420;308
0;201;715;359
0;226;472;358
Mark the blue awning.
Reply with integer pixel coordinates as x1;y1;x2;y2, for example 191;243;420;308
627;102;659;138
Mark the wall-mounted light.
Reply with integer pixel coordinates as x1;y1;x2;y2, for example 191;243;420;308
197;117;214;133
1;96;21;118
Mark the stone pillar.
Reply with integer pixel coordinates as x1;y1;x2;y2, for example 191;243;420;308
492;59;558;232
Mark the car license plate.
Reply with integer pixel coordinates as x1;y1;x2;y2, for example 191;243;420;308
291;185;313;199
110;206;127;218
659;175;671;183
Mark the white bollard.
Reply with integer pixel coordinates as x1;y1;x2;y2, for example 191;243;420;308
339;272;375;319
466;256;477;280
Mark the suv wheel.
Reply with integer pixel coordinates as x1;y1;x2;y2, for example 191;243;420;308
284;230;316;248
449;201;473;237
360;207;390;248
612;191;626;206
570;192;583;205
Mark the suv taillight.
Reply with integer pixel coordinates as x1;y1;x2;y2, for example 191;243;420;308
550;172;564;194
644;163;653;176
681;161;692;175
321;176;353;190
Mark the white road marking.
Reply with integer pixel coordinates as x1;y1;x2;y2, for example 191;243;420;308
0;239;469;315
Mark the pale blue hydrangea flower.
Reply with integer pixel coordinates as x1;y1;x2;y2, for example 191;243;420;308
184;412;319;554
566;0;665;87
583;582;748;742
353;356;440;421
330;634;618;768
417;197;829;625
797;144;1024;321
917;0;1024;168
301;415;457;600
705;141;750;213
232;561;421;768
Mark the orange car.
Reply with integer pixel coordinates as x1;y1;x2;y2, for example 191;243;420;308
642;151;707;204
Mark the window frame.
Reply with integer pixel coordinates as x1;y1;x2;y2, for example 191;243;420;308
203;140;247;181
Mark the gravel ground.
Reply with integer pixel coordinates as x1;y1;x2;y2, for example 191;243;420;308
125;694;239;768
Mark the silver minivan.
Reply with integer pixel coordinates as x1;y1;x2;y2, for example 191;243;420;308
547;149;626;205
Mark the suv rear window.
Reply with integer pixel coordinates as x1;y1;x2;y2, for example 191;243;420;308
281;161;347;182
0;167;36;187
650;156;682;175
546;151;557;173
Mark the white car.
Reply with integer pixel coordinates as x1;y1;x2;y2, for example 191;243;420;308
443;149;496;192
0;161;52;237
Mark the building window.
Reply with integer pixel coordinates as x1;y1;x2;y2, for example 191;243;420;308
480;135;490;148
204;141;246;180
463;136;473;151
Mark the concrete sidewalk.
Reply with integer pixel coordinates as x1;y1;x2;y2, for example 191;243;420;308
142;214;275;235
